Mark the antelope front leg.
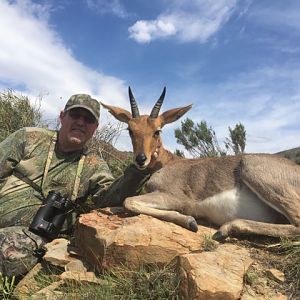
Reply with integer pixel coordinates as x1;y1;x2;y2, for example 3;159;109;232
213;219;300;241
124;192;198;232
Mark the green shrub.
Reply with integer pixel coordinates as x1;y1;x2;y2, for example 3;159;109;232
0;90;44;142
0;273;15;300
295;151;300;165
17;262;180;299
107;156;133;178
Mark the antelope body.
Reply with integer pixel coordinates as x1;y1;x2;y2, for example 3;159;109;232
101;88;300;239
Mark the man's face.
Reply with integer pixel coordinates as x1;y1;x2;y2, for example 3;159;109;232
59;108;98;151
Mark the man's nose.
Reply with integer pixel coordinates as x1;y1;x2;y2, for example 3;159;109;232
75;116;86;125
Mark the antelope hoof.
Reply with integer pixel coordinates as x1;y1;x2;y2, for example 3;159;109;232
212;230;228;242
187;217;198;232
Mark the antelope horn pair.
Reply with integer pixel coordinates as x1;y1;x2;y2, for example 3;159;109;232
128;86;166;119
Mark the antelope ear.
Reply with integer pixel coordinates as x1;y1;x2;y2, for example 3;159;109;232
100;102;132;124
160;104;192;127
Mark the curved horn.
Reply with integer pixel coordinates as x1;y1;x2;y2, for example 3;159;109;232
150;87;166;118
128;86;140;118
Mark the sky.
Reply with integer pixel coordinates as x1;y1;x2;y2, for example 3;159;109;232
0;0;300;154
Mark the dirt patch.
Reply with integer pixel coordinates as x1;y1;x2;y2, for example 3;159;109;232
227;236;300;300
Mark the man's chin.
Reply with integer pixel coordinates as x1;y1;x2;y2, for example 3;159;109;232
68;137;85;148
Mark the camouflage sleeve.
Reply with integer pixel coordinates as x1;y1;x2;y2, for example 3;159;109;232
88;160;115;203
93;163;151;208
0;129;26;178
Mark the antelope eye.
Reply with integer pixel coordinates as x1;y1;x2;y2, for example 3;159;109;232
153;130;161;137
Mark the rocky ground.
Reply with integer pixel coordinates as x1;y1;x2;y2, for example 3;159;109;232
13;208;299;299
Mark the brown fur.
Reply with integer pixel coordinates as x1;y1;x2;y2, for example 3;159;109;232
101;98;300;239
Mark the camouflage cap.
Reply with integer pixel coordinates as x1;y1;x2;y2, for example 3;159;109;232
64;94;100;121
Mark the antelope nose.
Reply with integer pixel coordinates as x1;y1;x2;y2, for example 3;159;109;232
136;153;147;166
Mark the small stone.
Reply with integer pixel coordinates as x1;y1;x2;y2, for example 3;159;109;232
65;260;88;272
60;271;102;284
43;238;88;271
266;268;285;283
43;238;71;266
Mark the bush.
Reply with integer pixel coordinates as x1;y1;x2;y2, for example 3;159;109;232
88;119;133;177
0;90;44;142
295;151;300;165
175;118;225;157
175;118;247;157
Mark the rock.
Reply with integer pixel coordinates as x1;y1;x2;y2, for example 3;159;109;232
273;294;287;300
266;268;285;283
64;259;87;272
178;244;253;300
74;208;216;272
13;263;43;299
241;291;287;300
43;238;73;266
43;238;88;272
60;271;104;284
32;280;65;299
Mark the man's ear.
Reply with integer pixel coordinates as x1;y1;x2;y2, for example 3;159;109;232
59;110;65;122
160;104;192;127
100;102;132;124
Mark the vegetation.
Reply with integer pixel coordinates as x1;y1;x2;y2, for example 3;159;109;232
88;119;132;178
201;234;218;252
275;147;300;165
1;90;299;299
12;262;179;299
224;122;246;155
0;90;44;142
296;152;300;165
174;118;225;157
0;273;15;300
174;149;185;158
88;120;125;161
296;151;300;165
174;117;246;157
244;269;259;286
103;262;180;299
276;236;300;296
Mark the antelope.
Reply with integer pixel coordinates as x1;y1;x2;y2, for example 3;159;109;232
101;87;300;240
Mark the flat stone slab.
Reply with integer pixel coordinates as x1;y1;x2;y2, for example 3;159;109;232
74;208;216;272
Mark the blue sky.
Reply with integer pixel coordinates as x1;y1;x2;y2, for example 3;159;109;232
0;0;300;154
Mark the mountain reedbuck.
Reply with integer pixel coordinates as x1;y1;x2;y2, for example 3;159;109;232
101;87;300;240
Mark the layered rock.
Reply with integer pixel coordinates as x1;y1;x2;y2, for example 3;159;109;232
178;244;253;300
74;208;216;272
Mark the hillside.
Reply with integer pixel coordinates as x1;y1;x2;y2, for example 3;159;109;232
275;146;300;164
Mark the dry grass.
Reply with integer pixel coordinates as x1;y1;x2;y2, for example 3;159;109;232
201;233;218;252
235;235;300;299
0;90;45;142
0;273;15;300
274;236;300;298
12;261;180;300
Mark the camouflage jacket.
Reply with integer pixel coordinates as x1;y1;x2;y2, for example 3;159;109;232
0;127;150;228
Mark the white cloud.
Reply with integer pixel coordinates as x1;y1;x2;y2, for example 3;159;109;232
129;20;176;43
182;65;300;154
129;0;237;43
0;0;128;120
85;0;127;18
